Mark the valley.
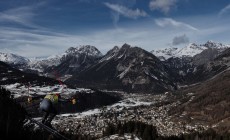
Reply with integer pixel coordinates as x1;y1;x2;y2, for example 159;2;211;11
1;41;230;139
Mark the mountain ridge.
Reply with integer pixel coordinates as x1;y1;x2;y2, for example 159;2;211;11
66;44;177;93
151;41;230;60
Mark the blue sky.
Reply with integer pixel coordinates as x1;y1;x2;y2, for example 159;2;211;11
0;0;230;58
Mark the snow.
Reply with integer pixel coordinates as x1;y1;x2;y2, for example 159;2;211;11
1;77;8;81
109;98;152;110
151;74;158;80
101;133;140;140
60;109;101;118
58;97;153;118
151;47;178;60
117;53;124;59
28;54;63;71
141;61;144;66
117;65;132;79
0;52;29;65
105;53;115;60
65;45;102;57
152;41;230;60
28;45;102;72
179;71;186;76
2;83;93;98
5;83;21;89
176;43;206;57
99;51;117;62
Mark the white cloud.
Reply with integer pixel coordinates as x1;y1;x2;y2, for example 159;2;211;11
149;0;177;14
0;9;229;58
0;25;175;58
0;28;73;57
219;4;230;16
110;12;120;27
0;5;43;29
155;18;199;31
104;2;148;19
0;21;229;58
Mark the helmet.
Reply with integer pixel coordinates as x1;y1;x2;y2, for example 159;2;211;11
55;93;60;97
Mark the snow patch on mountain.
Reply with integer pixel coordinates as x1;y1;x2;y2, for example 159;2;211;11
2;83;93;98
28;45;103;72
99;46;120;62
28;54;63;72
151;48;178;60
152;41;230;60
65;45;103;57
0;52;29;65
204;40;230;49
176;43;207;57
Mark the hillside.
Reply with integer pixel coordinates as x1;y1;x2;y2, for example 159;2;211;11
66;44;177;93
0;61;59;86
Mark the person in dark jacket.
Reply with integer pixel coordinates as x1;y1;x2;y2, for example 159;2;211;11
28;93;76;127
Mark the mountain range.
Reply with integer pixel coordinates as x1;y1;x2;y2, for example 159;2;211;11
151;41;229;60
2;40;230;139
0;61;59;86
0;41;230;93
66;44;177;93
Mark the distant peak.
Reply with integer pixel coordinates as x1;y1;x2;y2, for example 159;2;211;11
204;40;225;48
190;43;198;46
205;40;217;44
0;52;29;65
121;43;131;49
65;45;102;57
113;46;120;50
152;41;230;60
66;45;94;52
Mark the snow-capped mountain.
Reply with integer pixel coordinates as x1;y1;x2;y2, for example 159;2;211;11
162;42;230;85
28;55;63;72
152;41;230;60
176;43;207;57
204;40;230;49
151;48;178;60
0;52;29;65
67;44;177;93
65;45;102;57
0;61;59;86
28;45;103;74
44;45;103;78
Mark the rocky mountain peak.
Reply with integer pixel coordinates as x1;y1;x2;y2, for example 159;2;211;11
151;48;178;60
67;44;176;93
113;46;120;51
152;41;230;60
188;43;199;49
106;46;120;55
204;40;226;49
121;43;131;50
175;43;206;57
65;45;102;57
0;52;29;65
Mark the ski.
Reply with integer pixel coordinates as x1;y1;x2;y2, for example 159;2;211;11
27;116;70;140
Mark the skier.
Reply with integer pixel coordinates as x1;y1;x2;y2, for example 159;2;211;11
28;93;76;127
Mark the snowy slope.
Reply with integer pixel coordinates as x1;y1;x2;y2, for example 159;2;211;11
152;41;230;60
176;43;207;57
28;54;64;72
151;48;178;60
0;52;29;65
28;45;102;72
65;45;102;57
67;44;177;93
2;83;93;98
204;40;230;49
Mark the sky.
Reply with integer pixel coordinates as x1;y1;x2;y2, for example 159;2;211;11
0;0;230;58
